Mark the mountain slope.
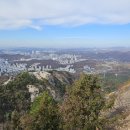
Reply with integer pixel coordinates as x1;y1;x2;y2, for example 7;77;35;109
2;71;75;101
29;70;75;100
112;81;130;130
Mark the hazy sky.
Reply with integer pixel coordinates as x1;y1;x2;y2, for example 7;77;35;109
0;0;130;48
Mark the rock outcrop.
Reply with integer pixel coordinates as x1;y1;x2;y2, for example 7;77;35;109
29;70;75;100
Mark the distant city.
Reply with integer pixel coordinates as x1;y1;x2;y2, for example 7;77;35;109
0;47;130;76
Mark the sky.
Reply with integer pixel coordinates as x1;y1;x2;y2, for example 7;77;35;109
0;0;130;48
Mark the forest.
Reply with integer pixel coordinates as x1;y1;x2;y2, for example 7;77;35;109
0;72;126;130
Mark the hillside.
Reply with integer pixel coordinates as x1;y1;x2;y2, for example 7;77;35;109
109;81;130;130
30;70;75;100
1;71;75;101
1;71;130;129
0;71;76;129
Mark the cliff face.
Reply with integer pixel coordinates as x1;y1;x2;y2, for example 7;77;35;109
28;71;75;101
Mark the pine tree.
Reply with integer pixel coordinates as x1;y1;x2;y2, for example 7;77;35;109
20;92;61;130
60;74;105;130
